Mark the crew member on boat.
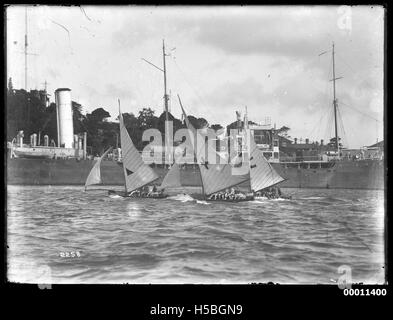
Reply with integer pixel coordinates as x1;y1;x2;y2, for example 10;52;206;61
208;187;249;201
255;186;291;199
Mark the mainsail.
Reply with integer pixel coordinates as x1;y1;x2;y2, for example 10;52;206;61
248;135;285;192
84;147;113;190
119;108;159;192
241;112;285;192
178;98;249;196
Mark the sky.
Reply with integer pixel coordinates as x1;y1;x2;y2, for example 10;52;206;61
6;5;384;148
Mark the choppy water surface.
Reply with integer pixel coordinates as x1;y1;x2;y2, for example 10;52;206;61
7;186;385;284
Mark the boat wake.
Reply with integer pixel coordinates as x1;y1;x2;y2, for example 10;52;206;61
299;196;324;200
167;193;196;202
108;194;123;199
252;197;291;203
251;200;268;204
195;200;210;205
167;194;211;205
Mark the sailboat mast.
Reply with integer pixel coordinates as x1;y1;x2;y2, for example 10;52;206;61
163;40;171;165
332;42;339;154
118;99;127;194
177;94;206;199
163;40;169;120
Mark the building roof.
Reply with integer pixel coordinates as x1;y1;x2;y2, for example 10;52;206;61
278;135;292;143
367;140;383;148
283;143;317;150
55;88;71;92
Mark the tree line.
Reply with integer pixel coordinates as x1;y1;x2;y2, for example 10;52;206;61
6;79;227;156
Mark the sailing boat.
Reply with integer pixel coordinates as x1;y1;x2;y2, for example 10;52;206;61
241;112;286;199
84;147;113;191
108;101;167;198
169;96;252;202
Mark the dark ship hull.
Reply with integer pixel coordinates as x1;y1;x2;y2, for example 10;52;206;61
271;159;384;190
6;158;384;190
6;158;202;187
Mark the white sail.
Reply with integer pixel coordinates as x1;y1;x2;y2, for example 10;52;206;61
84;147;113;189
119;110;159;192
248;134;285;192
160;163;182;188
179;102;249;196
199;163;249;195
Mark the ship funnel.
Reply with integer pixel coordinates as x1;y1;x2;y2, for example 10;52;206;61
17;131;24;147
55;88;74;148
30;133;37;147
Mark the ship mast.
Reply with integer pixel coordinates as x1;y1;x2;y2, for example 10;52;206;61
331;42;342;155
25;7;30;136
24;7;28;91
142;40;171;165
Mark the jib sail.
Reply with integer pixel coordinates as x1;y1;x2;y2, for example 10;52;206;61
84;147;113;190
160;163;182;189
119;108;159;193
179;98;249;196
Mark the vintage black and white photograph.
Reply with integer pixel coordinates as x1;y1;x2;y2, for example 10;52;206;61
6;5;385;286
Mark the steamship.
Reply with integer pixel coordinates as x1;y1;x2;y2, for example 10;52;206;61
6;87;384;190
6;32;384;190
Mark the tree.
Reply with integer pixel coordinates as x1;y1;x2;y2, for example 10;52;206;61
41;103;58;143
89;107;111;122
277;126;291;138
8;77;13;93
186;115;209;129
138;107;158;130
226;119;258;133
72;101;86;134
6;88;47;140
157;111;183;134
123;112;142;149
101;121;119;151
210;124;223;131
197;117;209;128
84;108;112;155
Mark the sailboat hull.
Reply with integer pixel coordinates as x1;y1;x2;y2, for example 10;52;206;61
108;190;168;199
192;193;255;202
254;195;292;200
206;196;254;203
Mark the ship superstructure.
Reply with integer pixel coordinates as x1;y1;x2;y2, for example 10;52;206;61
9;88;88;161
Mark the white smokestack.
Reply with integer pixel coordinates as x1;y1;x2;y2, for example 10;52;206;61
55;88;74;148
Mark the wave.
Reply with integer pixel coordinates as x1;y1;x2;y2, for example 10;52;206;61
196;200;210;205
299;196;325;200
108;194;123;199
167;193;195;202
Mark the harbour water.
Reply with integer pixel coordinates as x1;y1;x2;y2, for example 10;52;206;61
6;186;385;284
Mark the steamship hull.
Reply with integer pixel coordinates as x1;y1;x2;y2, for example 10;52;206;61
6;158;384;190
271;159;385;190
6;159;202;187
